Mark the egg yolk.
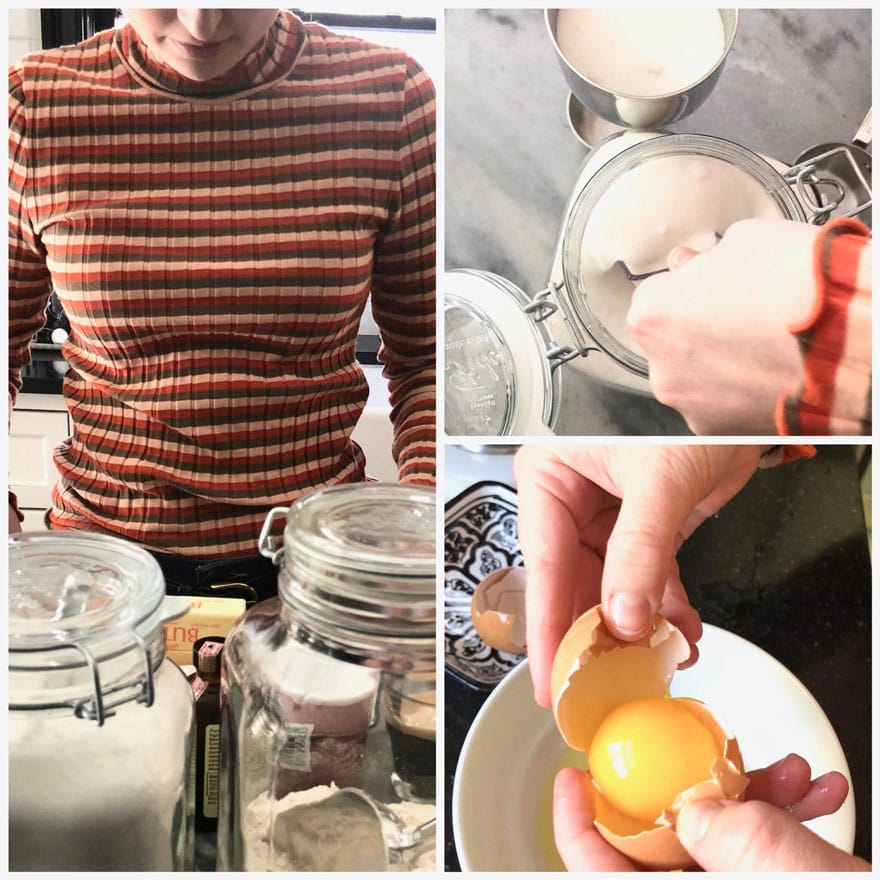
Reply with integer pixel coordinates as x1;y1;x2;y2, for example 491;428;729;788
588;697;722;822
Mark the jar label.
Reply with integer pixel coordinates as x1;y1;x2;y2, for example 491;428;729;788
277;722;313;772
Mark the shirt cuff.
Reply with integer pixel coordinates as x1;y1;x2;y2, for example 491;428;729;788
758;445;817;469
777;217;871;435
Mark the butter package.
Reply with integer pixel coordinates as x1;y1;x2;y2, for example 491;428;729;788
164;596;247;667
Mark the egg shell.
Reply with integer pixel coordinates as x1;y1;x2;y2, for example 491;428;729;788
551;606;690;751
470;566;527;654
595;753;749;869
550;605;749;870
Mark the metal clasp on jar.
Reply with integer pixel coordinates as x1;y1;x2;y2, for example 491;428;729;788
784;145;872;224
523;281;601;370
258;506;289;566
9;635;156;726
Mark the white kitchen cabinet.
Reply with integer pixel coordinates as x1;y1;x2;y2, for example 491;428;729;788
10;394;71;529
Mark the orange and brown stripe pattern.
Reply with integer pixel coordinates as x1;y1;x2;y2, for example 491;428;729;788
781;217;871;436
9;11;436;557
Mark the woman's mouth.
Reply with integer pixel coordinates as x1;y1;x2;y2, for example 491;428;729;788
168;37;231;60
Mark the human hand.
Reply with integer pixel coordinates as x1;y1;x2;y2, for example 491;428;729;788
627;218;821;435
513;444;760;707
553;753;867;871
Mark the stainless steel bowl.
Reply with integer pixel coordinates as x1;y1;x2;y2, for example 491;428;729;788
546;8;739;128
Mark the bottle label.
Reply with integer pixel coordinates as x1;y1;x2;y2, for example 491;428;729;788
204;723;220;819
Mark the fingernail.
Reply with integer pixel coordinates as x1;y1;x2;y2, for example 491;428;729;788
678;798;725;846
667;246;698;270
608;592;653;637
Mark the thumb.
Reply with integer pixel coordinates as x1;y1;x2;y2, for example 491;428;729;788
601;450;705;639
667;245;700;270
676;798;869;872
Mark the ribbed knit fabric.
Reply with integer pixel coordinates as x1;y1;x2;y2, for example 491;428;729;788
779;217;871;435
9;11;436;557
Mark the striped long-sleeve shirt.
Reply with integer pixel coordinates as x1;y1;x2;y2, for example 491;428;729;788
9;11;436;557
779;217;871;435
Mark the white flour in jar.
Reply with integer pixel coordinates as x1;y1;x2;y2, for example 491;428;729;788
244;785;436;872
556;9;726;96
9;664;192;871
577;153;784;355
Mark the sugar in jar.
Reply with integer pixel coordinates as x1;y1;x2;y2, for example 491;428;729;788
8;532;195;871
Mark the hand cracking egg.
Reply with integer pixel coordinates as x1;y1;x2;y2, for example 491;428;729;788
550;605;747;869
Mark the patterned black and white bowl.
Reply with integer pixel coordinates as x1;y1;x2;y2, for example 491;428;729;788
444;481;527;688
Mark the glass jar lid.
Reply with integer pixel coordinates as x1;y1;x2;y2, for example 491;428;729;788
282;483;435;577
444;269;558;436
9;532;168;722
561;133;806;376
9;531;165;653
270;484;436;669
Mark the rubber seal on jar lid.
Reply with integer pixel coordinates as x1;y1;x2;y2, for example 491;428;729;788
444;269;557;436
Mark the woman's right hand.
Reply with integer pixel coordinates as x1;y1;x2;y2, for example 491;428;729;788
513;444;761;707
626;218;820;435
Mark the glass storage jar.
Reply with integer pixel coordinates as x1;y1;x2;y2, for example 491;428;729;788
217;483;436;872
558;132;808;379
445;129;861;433
8;532;195;871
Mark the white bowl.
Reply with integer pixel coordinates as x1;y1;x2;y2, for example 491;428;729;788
452;623;856;871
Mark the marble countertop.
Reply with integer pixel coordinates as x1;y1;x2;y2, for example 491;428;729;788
444;8;872;435
444;445;871;868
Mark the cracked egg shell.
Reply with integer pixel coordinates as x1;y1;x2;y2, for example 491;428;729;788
550;605;748;869
470;566;527;654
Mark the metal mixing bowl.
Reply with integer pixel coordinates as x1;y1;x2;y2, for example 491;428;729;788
546;8;739;128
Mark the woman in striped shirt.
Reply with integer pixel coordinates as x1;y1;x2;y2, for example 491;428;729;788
9;8;436;585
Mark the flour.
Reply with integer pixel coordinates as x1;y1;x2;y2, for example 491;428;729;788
243;785;437;872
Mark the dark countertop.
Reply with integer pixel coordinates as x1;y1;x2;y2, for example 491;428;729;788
445;445;871;869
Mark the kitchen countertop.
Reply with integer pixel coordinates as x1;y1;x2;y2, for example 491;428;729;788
444;8;872;435
444;444;872;869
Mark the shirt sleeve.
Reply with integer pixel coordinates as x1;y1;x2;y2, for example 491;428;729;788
9;65;54;412
757;444;817;469
368;57;436;486
777;216;871;435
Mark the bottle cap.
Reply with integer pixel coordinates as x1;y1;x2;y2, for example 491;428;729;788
193;635;224;675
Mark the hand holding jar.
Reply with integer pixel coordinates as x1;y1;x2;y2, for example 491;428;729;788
627;218;820;435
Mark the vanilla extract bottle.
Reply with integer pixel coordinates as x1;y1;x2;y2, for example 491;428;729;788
192;636;224;833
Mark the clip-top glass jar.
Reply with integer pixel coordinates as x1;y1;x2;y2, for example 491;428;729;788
8;532;195;871
217;483;437;872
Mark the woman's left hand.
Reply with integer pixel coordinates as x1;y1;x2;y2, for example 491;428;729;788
552;753;855;871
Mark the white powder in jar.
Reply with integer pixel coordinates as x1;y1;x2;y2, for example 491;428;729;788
577;154;784;355
244;785;437;872
9;662;193;871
